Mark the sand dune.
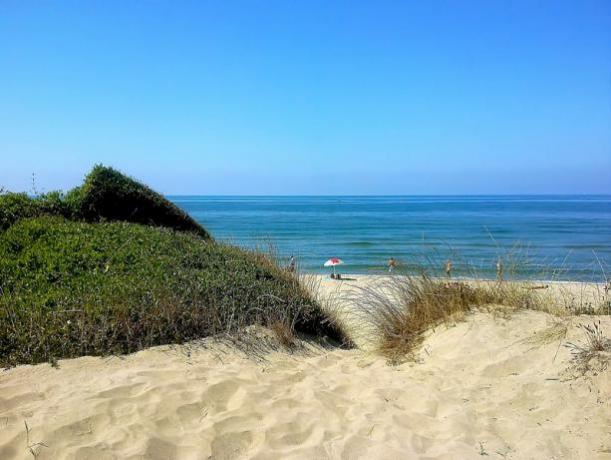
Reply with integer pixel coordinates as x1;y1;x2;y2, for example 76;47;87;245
1;306;609;459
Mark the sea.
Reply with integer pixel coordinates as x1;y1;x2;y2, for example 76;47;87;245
171;196;611;282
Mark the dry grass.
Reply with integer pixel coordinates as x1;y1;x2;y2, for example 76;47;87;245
252;248;353;350
565;320;611;376
269;321;297;348
521;318;570;348
347;274;609;363
201;271;353;361
24;420;47;459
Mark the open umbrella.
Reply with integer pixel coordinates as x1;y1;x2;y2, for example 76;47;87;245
324;258;344;277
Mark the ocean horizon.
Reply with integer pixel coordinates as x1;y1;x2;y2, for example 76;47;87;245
171;195;611;281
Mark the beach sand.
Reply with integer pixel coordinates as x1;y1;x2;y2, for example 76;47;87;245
1;276;609;459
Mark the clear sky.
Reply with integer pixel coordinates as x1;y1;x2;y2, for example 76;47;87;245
1;1;610;195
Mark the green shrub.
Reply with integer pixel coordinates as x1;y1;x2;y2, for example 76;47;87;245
0;192;72;231
66;165;210;239
0;166;210;239
0;193;37;231
0;217;342;366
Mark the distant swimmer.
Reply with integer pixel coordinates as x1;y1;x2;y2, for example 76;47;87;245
388;257;397;273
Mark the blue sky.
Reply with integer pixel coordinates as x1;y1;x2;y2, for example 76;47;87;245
1;1;610;195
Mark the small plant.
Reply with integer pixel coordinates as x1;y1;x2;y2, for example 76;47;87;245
24;420;47;459
270;320;296;348
565;321;611;375
30;172;38;197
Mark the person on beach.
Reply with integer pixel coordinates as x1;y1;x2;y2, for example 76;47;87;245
496;258;504;282
388;257;397;273
288;255;296;273
445;260;453;278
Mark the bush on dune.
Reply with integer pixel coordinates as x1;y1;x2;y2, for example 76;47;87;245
0;165;210;238
0;217;343;367
0;166;345;367
66;165;210;239
0;191;71;232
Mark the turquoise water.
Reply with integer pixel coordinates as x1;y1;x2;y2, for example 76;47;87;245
171;196;611;281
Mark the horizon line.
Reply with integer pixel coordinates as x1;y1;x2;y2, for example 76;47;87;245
166;193;611;197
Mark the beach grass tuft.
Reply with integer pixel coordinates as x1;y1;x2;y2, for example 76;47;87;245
565;320;611;375
348;273;609;363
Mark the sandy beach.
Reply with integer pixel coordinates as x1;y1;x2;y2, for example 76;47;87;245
1;276;610;459
3;1;610;457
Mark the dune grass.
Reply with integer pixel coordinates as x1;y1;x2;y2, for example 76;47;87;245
348;273;609;363
342;242;610;363
565;320;611;376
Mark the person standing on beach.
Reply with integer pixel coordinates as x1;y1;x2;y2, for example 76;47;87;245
496;258;504;282
445;260;453;278
288;255;296;273
388;257;397;273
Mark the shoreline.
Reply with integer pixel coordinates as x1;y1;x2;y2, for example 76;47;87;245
307;272;609;287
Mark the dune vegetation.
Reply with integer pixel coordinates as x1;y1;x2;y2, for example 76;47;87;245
0;166;344;367
65;165;211;238
347;274;610;364
1;165;607;369
0;165;209;237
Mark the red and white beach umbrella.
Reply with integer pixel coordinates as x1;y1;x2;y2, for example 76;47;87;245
324;258;344;275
